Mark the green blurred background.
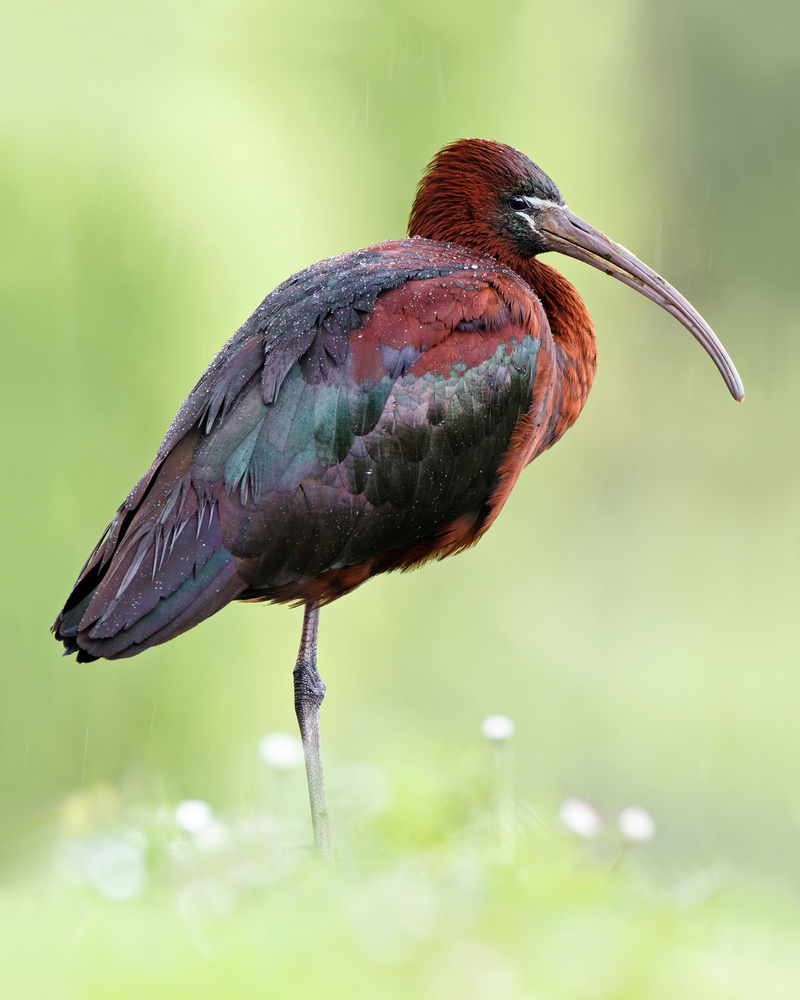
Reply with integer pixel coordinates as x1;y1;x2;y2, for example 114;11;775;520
1;0;798;892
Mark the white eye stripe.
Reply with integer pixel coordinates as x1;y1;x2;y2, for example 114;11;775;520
517;196;565;213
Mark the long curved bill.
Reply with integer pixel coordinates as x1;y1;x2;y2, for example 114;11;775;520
538;206;744;401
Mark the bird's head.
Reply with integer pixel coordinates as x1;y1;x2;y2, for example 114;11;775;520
409;137;566;258
409;139;744;401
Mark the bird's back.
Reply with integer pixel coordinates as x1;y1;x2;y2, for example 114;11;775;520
55;239;557;661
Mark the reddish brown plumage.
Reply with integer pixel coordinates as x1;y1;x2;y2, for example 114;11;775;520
55;138;735;663
409;138;560;251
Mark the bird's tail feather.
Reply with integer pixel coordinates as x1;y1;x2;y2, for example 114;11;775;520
54;431;246;661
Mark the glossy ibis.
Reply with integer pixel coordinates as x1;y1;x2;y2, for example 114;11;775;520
54;140;743;856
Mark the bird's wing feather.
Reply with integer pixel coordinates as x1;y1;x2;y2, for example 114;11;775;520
54;239;547;658
201;242;546;593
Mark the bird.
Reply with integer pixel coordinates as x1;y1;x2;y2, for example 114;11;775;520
54;139;744;856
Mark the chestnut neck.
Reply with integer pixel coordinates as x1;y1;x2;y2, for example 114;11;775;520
515;256;597;432
518;258;595;357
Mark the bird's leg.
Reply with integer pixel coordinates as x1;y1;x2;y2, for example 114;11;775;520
293;602;333;858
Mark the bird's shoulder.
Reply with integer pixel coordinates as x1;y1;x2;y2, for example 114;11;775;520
160;238;543;456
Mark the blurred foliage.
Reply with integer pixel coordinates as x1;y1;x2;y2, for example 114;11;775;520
1;0;799;988
5;778;800;998
642;0;800;293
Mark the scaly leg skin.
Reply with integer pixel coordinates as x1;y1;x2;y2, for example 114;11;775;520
293;603;333;858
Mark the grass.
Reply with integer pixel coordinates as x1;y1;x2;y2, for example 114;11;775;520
3;740;800;1000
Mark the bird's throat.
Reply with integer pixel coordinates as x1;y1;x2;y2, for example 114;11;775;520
517;257;597;434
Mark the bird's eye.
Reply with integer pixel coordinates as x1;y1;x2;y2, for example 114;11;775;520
508;195;529;212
